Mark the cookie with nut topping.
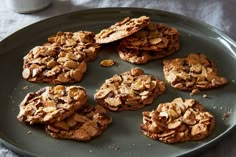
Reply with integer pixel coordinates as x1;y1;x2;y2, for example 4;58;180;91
117;23;180;64
117;45;177;64
94;68;166;111
45;104;112;141
17;85;87;125
119;23;180;51
163;53;228;94
48;31;100;62
95;16;150;44
140;98;215;143
22;31;100;84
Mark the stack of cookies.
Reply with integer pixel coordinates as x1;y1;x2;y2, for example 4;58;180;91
95;16;180;64
17;85;112;141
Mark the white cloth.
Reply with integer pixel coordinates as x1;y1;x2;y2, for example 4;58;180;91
0;0;236;156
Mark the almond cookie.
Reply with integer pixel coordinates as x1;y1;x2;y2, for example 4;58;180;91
94;68;166;111
119;23;180;51
140;98;215;143
117;43;178;64
163;53;228;94
22;31;100;84
95;16;150;44
17;85;87;125
45;104;112;141
48;31;101;62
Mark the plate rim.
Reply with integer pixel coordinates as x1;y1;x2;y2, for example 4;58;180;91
0;7;236;157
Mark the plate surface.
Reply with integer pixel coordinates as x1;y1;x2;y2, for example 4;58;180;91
0;8;236;157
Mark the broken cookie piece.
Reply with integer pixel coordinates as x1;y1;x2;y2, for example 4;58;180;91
140;97;215;143
163;53;228;94
94;68;166;111
17;85;87;124
95;16;150;44
45;104;112;141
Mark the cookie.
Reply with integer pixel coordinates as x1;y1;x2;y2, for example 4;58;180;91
163;53;228;94
119;23;180;51
45;104;112;141
48;31;100;62
95;16;150;44
22;31;100;84
140;98;215;143
117;44;178;64
17;85;87;125
94;68;166;111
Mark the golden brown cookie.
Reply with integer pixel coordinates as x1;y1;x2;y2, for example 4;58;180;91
94;68;166;111
95;16;150;44
119;23;180;51
163;53;228;94
22;31;100;84
48;31;100;62
117;44;178;64
117;23;180;64
17;85;87;125
140;98;215;143
45;104;112;141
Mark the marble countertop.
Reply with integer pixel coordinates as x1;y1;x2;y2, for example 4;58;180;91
0;0;236;156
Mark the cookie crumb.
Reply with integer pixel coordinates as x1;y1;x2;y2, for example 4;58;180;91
202;94;207;98
115;146;120;151
223;112;230;119
22;85;29;90
190;89;200;96
100;59;115;67
223;110;233;120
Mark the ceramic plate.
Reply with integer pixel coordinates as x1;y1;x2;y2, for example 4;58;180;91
0;8;236;157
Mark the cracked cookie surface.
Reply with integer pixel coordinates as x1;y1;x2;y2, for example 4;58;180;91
94;68;166;111
140;97;215;143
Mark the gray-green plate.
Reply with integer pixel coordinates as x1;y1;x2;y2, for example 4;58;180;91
0;8;236;157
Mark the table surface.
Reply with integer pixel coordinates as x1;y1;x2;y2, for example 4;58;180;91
0;0;236;157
